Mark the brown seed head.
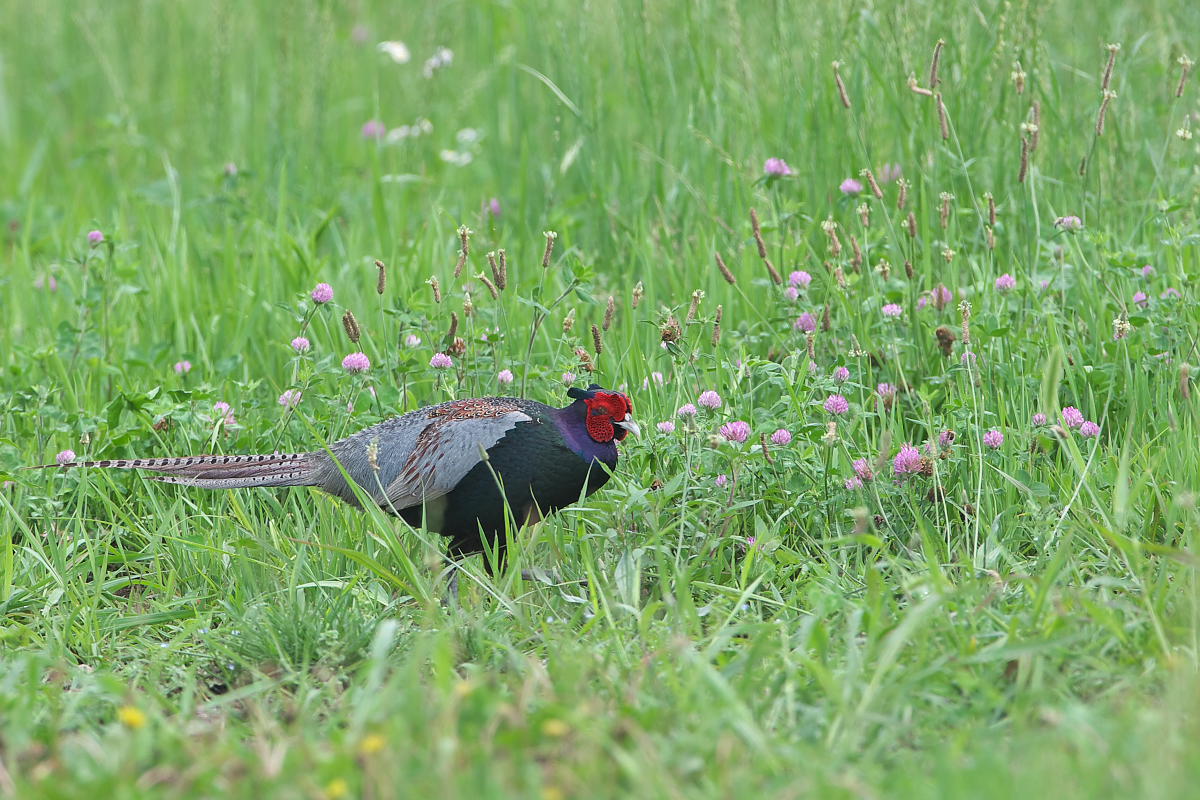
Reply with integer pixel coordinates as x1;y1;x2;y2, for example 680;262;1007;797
821;303;831;332
497;249;508;290
906;212;917;238
1177;54;1194;98
604;295;616;331
1180;363;1192;400
542;230;558;268
1018;135;1030;183
908;74;934;96
563;308;576;333
935;325;956;357
463;291;475;317
661;315;682;344
929;38;945;88
449;336;467;357
445;311;459;342
858;202;871;227
939;192;954;229
591;323;603;355
687;289;704;323
958;299;971;345
342;310;361;344
1102;42;1120;91
904;259;914;279
1096;90;1116;136
477;272;499;299
427;276;442;303
575;347;595;373
985;192;996;226
375;259;387;294
935;92;949;139
861;168;883;199
897;179;909;210
714;251;737;284
832;61;851;108
850;234;862;270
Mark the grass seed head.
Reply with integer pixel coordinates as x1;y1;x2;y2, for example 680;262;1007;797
542;230;558;267
375;259;387;294
1177;54;1194;98
341;310;361;343
832;61;852;108
563;308;576;333
603;295;615;330
591;323;603;355
427;276;442;303
715;252;737;284
477;272;499;299
936;92;949;139
929;38;945;88
632;281;644;308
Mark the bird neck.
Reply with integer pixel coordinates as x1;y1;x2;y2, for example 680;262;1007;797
554;400;618;464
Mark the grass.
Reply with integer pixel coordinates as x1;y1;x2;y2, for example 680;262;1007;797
2;0;1199;796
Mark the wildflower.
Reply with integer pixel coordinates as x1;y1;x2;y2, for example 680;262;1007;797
117;706;147;729
33;274;58;292
833;366;850;382
1080;420;1100;438
405;334;422;347
86;230;104;245
763;157;793;176
995;273;1016;291
677;403;698;417
311;283;334;304
561;371;576;384
1133;291;1149;307
784;286;799;301
1062;406;1085;428
497;369;514;384
879;163;902;182
213;402;236;426
173;360;192;375
882;303;903;318
1141;265;1155;277
278;389;302;409
893;444;922;475
290;337;311;353
771;429;792;446
720;421;751;443
961;351;977;365
824;394;850;415
657;421;676;434
877;383;897;399
359;734;387;757
715;474;729;487
343;352;371;372
698;391;722;409
1054;215;1083;231
939;430;956;447
361;119;386;139
853;458;874;481
651;372;665;386
377;40;411;63
789;270;812;288
794;312;817;332
1113;316;1132;341
1161;288;1181;299
844;476;864;490
422;46;453;78
487;197;501;217
917;295;929;311
56;450;76;465
1032;413;1047;425
933;285;953;309
983;429;1004;448
839;178;863;195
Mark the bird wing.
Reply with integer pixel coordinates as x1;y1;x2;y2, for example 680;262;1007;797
377;401;533;510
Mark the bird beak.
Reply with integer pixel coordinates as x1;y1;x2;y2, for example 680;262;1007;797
614;418;641;437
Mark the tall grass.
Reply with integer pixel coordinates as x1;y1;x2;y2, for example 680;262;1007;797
2;0;1199;796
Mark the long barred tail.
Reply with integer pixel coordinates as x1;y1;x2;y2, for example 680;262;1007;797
32;452;323;490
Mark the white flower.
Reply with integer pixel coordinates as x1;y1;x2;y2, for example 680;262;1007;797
377;41;411;64
456;128;480;145
439;150;473;167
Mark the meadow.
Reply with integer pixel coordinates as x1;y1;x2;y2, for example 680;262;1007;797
2;0;1199;796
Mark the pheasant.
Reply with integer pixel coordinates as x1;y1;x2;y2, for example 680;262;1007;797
40;384;638;566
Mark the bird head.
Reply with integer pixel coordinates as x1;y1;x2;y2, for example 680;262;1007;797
567;384;640;443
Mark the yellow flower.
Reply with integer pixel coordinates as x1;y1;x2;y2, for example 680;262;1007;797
541;719;570;738
117;706;147;729
541;787;565;800
324;778;349;799
358;733;386;756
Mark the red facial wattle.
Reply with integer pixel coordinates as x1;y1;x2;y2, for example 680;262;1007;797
583;392;634;443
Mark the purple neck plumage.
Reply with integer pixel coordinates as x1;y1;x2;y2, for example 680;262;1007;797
553;400;619;465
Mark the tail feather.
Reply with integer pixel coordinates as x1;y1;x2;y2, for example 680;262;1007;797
33;452;322;490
